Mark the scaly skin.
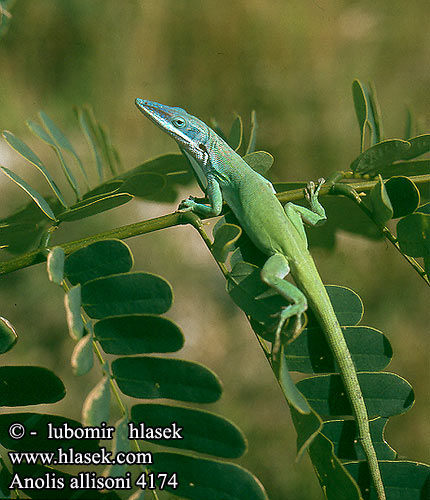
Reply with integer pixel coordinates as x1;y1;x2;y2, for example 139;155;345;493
136;98;386;500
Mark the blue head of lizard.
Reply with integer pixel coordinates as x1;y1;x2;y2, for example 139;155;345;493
135;98;211;191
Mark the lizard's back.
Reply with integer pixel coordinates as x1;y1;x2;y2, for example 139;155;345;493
217;157;308;262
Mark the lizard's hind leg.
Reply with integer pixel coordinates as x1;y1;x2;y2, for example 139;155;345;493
260;253;307;356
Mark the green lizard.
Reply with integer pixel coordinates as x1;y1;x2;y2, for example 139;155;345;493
135;98;386;500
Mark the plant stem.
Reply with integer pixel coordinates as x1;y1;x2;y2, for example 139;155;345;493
1;174;429;277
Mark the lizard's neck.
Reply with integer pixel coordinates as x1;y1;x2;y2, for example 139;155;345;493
205;130;252;184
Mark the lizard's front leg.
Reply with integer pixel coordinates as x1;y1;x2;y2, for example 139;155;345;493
260;253;307;356
179;174;223;217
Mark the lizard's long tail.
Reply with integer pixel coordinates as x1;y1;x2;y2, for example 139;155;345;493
297;264;386;500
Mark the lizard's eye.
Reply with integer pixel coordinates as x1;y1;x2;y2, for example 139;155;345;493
172;117;186;128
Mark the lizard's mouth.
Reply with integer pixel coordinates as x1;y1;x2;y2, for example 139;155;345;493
135;99;172;124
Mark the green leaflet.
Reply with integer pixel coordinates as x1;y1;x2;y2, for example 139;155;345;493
350;139;411;175
322;417;396;461
81;272;173;318
276;349;311;414
81;375;111;426
352;80;383;151
97;122;120;176
289;405;323;459
26;119;81;200
0;221;45;254
285;325;392;374
94;315;184;354
64;285;84;340
82;180;123;199
114;153;193;203
46;246;65;285
385;176;420;218
119;172;165;197
0;197;57;254
0;165;57;220
397;211;430;258
151;452;269;500
239;281;364;344
210;118;229;143
297;372;414;418
64;239;133;285
57;192;132;222
2;130;67;208
218;212;267;267
83;172;166;199
71;333;94;376
245;110;258;154
379;159;430;178
228;115;243;151
103;416;130;478
345;461;430;500
112;356;222;403
0;366;65;406
400;134;430;160
128;489;145;500
368;175;393;224
77;106;104;182
352;80;369;150
316;285;363;327
38;110;90;189
227;260;288;329
212;222;242;262
0;316;17;354
243;151;274;176
404;108;413;140
397;210;430;275
308;432;362;500
131;403;247;458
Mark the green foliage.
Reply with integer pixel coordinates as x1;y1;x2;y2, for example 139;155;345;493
220;210;423;496
131;404;246;458
112;356;222;402
0;366;65;406
64;239;133;285
81;272;173;318
150;453;268;500
0;316;17;354
352;80;383;151
94;315;184;354
47;246;65;284
0;80;429;499
397;206;430;275
243;151;274;176
345;461;430;500
0;165;57;220
82;375;111;426
64;285;84;340
0;109;194;254
71;333;94;376
0;239;267;499
227;115;243;151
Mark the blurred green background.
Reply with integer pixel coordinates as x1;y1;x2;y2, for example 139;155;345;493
0;1;429;499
